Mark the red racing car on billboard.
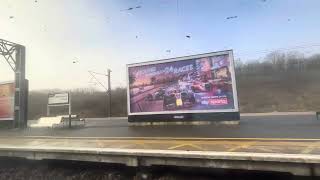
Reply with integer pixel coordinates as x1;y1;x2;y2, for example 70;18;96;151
191;81;216;93
191;82;206;93
163;91;195;110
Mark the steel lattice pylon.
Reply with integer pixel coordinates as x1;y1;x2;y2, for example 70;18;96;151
0;39;18;71
0;38;28;128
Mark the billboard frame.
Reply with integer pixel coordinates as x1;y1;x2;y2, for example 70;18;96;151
0;81;15;121
48;92;70;106
47;92;71;117
126;50;239;122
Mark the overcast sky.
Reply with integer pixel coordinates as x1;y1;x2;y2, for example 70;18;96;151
1;0;320;90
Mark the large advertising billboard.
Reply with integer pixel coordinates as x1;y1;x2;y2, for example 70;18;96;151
127;50;239;117
0;82;15;120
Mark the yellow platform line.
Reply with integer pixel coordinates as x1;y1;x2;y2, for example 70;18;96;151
7;136;320;142
13;138;320;149
168;143;204;151
228;141;256;152
133;140;153;149
247;145;279;153
301;143;320;154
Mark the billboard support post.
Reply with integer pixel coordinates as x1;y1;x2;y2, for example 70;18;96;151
15;45;27;128
47;106;50;116
68;94;72;128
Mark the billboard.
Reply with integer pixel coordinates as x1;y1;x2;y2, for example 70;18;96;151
127;50;239;120
0;82;15;120
48;93;69;105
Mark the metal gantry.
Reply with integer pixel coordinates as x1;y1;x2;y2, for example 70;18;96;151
0;39;18;71
0;39;28;128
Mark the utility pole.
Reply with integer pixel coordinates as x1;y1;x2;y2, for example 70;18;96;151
88;69;111;118
107;69;112;118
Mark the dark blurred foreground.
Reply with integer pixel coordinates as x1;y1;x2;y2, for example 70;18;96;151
0;157;315;180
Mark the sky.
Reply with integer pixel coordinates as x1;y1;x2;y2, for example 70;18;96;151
1;0;320;90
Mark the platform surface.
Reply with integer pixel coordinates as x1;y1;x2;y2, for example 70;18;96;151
1;113;320;176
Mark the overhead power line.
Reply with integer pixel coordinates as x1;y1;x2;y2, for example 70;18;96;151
88;70;108;92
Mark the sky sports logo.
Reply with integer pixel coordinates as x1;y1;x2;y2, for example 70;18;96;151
209;98;228;105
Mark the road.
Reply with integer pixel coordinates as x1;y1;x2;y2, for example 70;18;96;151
3;112;320;139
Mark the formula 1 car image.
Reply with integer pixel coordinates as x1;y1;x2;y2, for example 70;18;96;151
175;93;183;107
181;92;196;107
154;89;165;100
204;82;213;91
144;93;153;101
191;82;206;93
163;94;176;110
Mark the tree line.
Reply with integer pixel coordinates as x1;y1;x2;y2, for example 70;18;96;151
28;51;320;119
235;51;320;74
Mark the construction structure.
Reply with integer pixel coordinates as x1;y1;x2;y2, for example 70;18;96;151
0;39;28;128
